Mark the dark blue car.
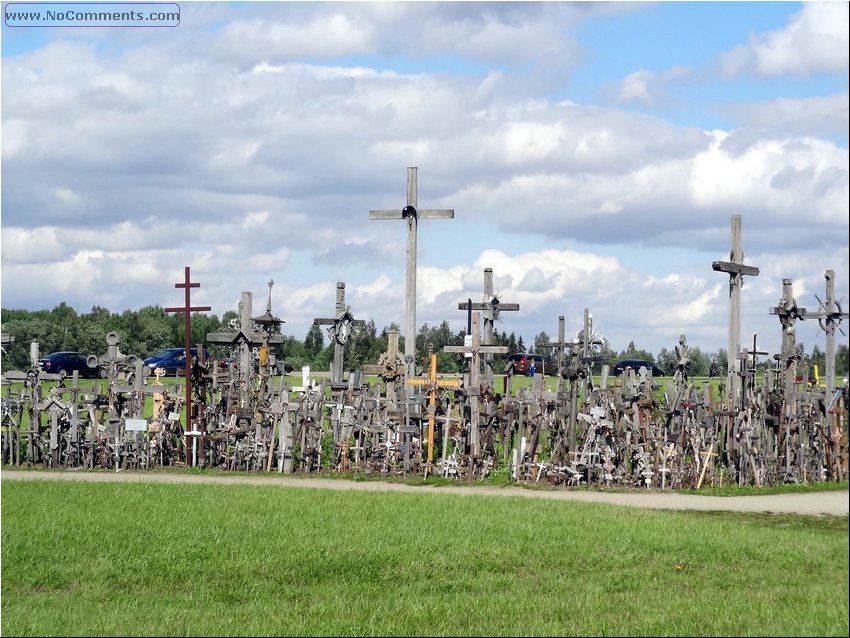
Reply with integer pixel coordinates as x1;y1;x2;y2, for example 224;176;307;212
38;351;106;378
612;359;665;377
143;347;210;375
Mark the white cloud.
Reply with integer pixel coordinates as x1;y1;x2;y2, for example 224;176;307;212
617;66;691;107
719;2;849;77
721;93;849;138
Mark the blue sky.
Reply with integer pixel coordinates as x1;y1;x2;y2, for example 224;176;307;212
1;1;848;361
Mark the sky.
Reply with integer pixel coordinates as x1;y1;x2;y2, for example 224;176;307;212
1;0;848;362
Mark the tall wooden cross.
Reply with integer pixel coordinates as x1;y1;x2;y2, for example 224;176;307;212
164;266;211;466
543;316;570;379
313;282;365;386
769;278;808;410
712;215;759;404
408;350;461;469
458;267;519;387
443;312;508;459
809;270;849;393
370;167;454;380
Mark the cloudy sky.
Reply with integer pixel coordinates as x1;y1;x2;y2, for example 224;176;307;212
2;0;848;360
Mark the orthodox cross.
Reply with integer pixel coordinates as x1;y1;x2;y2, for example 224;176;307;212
712;215;759;403
164;266;211;465
408;348;461;469
313;282;365;386
808;270;848;392
458;267;519;387
443;312;508;459
370;166;454;380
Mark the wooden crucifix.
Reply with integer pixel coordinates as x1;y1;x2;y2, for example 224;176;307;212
370;167;455;380
164;266;211;467
443;312;508;464
313;282;365;386
458;267;519;388
408;349;461;470
712;215;759;404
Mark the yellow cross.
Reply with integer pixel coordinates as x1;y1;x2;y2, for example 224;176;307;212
408;352;461;467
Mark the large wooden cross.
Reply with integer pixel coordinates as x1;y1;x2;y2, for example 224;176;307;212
164;266;211;466
808;270;849;392
458;267;519;387
408;350;461;469
443;312;508;458
370;167;454;380
712;215;759;403
313;281;365;386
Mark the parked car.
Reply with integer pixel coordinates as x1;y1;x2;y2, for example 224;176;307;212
612;359;666;377
506;353;553;376
38;351;106;378
143;347;210;375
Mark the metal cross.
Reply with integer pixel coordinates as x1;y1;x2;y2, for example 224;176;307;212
370;166;454;380
807;270;848;392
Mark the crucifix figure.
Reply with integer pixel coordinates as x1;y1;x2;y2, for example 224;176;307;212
313;282;365;386
370;167;455;380
458;267;519;388
712;215;759;405
164;266;211;467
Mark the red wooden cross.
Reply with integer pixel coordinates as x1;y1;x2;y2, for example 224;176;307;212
164;266;211;465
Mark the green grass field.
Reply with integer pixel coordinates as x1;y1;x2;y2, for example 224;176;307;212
2;479;847;637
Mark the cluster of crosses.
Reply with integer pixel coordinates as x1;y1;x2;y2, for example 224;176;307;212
1;171;847;486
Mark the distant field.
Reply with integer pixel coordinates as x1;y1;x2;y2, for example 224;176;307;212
2;480;847;637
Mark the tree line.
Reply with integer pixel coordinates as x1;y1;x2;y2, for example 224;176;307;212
1;303;847;378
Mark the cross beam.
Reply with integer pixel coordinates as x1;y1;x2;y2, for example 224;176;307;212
370;167;454;380
164;266;211;466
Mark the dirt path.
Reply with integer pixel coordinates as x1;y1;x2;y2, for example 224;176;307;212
2;469;848;516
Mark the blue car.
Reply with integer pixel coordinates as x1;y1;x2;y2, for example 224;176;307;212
611;359;665;377
143;347;210;376
38;351;107;378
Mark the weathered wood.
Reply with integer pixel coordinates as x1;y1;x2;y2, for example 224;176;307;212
370;167;455;380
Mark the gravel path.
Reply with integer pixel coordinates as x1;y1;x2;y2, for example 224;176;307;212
2;469;848;516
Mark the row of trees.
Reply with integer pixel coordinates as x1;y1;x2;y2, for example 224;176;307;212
2;303;847;379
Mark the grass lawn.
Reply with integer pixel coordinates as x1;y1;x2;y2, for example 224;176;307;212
2;479;847;637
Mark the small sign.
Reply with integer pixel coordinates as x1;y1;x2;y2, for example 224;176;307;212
463;335;473;358
125;419;148;431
